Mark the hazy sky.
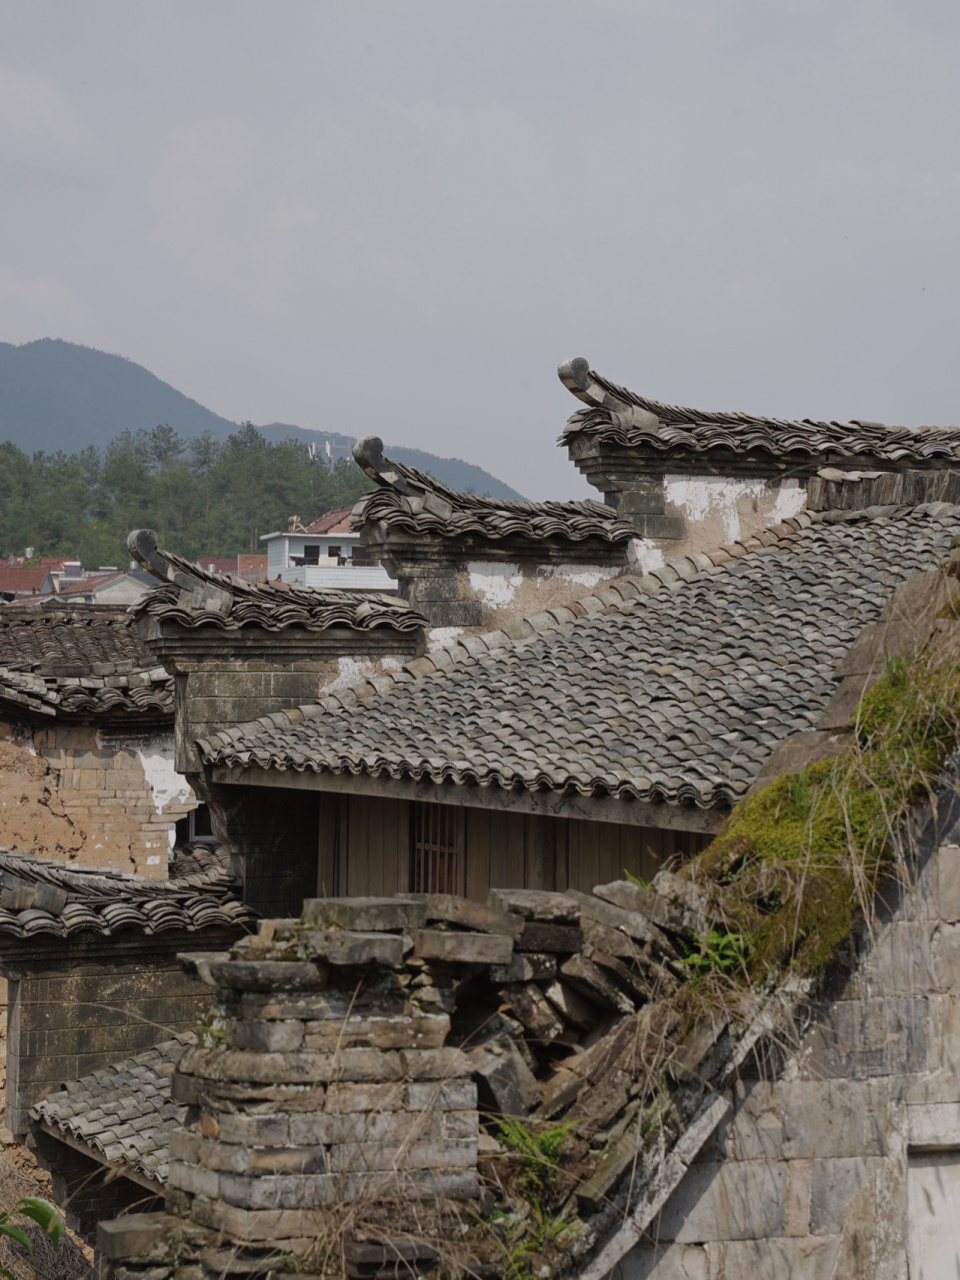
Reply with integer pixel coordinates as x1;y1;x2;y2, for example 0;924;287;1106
1;1;959;498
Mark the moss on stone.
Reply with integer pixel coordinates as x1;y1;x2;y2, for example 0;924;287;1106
685;644;960;984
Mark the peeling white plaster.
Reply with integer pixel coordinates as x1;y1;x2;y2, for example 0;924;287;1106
663;475;805;544
135;733;194;814
468;561;523;606
146;855;162;865
319;653;404;695
428;627;465;650
628;540;666;575
771;479;807;520
540;563;619;590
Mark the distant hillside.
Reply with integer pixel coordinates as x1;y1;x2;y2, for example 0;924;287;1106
0;339;522;499
258;423;523;499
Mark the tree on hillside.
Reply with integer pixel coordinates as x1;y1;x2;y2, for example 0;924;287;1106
0;424;373;565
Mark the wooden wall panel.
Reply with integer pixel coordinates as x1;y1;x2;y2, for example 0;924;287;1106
465;808;491;903
330;796;711;903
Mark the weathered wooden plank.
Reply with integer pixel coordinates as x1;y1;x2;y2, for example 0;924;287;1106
465;807;491;903
316;793;340;898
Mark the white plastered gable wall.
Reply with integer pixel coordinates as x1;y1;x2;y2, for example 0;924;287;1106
629;477;807;576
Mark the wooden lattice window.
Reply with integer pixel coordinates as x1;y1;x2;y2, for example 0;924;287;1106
409;803;464;895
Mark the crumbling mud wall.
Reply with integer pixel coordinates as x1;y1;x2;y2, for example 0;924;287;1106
0;723;197;879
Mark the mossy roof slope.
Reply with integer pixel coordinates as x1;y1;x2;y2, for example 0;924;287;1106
202;504;960;808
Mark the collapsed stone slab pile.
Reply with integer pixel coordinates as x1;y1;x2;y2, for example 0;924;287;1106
98;874;738;1280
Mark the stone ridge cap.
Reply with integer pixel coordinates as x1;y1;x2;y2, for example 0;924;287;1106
198;500;960;766
127;527;427;630
350;436;636;541
559;358;960;440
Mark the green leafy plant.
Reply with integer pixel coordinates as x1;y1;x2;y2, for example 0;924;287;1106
623;869;653;889
0;1198;63;1279
677;929;753;974
495;1117;577;1190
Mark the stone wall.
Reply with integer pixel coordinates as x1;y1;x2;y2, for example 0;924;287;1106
620;821;960;1278
0;720;197;879
4;938;235;1138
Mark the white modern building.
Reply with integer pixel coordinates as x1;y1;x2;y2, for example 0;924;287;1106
260;508;395;590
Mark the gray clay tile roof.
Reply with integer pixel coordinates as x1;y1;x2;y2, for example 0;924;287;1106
351;437;636;544
129;529;425;632
559;358;960;469
0;604;172;721
200;503;960;809
31;1036;193;1184
0;848;256;941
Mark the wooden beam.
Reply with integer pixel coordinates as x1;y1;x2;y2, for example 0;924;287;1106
209;764;727;835
38;1122;162;1194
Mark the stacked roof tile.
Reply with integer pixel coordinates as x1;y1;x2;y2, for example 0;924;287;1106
200;504;960;809
351;437;635;544
559;358;960;468
0;605;172;720
0;848;255;941
31;1037;192;1184
130;530;425;632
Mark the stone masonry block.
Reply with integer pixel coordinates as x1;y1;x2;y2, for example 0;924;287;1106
188;1197;325;1240
96;1214;183;1262
863;920;937;997
199;1140;326;1176
167;1160;220;1198
405;1080;477;1111
801;997;927;1079
809;1157;884;1236
779;1078;887;1159
188;1047;403;1085
399;1047;471;1080
941;848;960;923
328;1138;476;1173
242;989;410;1021
298;930;404;967
303;1012;450;1051
214;1113;291;1145
425;894;523;938
302;897;427;932
236;1021;305;1052
410;929;513;965
218;1172;336;1211
656;1160;787;1243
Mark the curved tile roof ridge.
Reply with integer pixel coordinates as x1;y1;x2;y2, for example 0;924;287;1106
558;357;960;465
197;501;960;805
128;528;427;633
351;436;636;544
198;505;831;764
0;847;257;941
0;604;173;721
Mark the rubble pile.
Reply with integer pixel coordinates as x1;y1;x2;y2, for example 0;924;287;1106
99;874;733;1280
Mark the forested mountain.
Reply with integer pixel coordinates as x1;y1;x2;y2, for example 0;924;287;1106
0;339;521;498
0;424;374;567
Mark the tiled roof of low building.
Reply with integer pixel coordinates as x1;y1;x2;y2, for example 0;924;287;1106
129;528;426;632
0;604;172;720
0;848;256;940
305;507;355;535
351;437;636;544
201;503;960;809
31;1036;192;1184
0;568;54;595
559;357;960;469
